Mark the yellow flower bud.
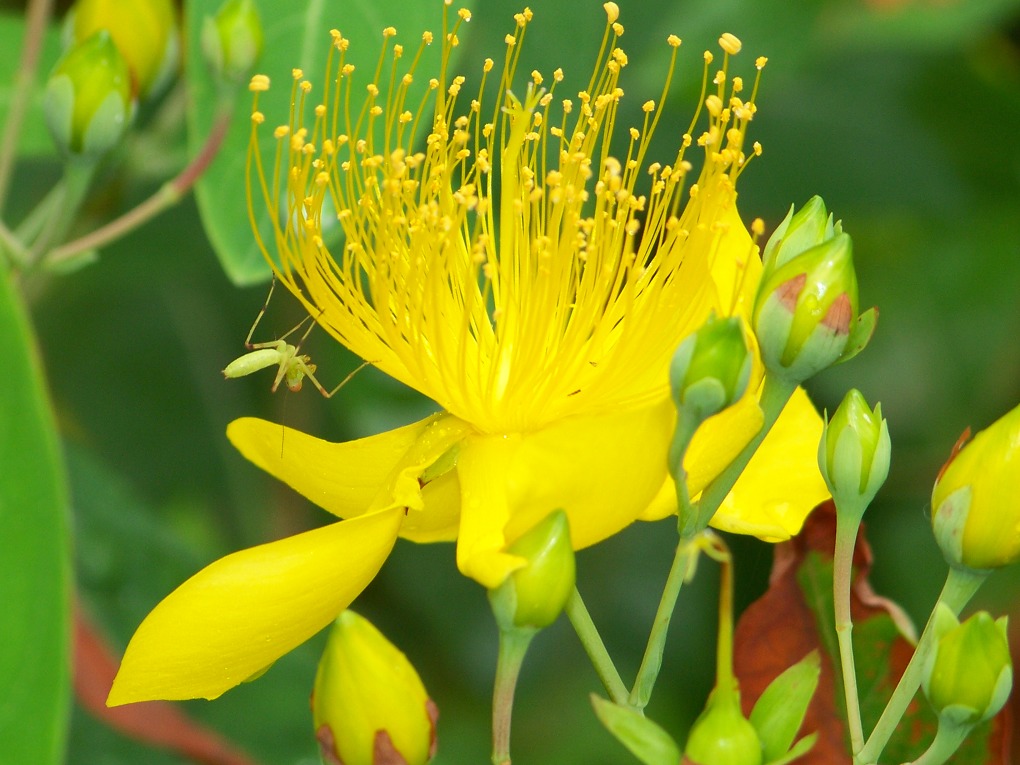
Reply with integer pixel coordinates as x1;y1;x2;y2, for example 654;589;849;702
201;0;264;83
923;606;1012;726
43;30;134;158
67;0;179;99
931;403;1020;570
313;611;437;765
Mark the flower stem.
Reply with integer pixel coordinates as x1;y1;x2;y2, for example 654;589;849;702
692;375;796;533
0;0;55;214
565;588;629;706
42;106;234;269
628;535;698;710
491;628;535;765
29;159;97;261
701;533;736;697
855;566;987;765
908;719;971;765
833;509;865;754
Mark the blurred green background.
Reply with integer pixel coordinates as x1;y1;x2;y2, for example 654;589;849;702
4;0;1020;762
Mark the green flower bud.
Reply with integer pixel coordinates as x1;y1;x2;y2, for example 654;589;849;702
43;31;134;158
922;606;1012;727
670;315;752;424
684;686;763;765
201;0;264;83
761;196;839;275
818;389;890;519
931;403;1020;571
66;0;180;99
752;229;858;385
313;610;438;765
489;510;575;631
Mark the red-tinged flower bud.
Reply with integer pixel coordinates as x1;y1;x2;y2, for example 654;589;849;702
931;403;1020;571
313;611;438;765
752;229;858;384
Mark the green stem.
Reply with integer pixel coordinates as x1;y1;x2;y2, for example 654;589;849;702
833;510;865;754
855;566;987;765
908;719;971;765
28;159;97;262
628;536;697;710
43;106;233;269
692;375;796;533
0;0;55;214
565;588;629;706
705;534;736;697
491;628;535;765
0;218;30;270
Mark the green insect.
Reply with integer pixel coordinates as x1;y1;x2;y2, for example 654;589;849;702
223;279;361;397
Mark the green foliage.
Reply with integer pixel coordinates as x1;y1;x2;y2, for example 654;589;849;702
0;267;71;764
749;652;819;763
591;695;681;765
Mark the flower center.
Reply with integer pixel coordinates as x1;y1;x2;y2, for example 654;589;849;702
247;4;765;434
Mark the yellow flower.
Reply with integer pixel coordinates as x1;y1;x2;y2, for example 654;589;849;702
108;4;828;705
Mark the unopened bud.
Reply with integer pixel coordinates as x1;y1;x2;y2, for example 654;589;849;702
201;0;264;83
818;388;890;519
761;196;839;274
66;0;180;99
923;605;1012;726
684;686;763;765
43;30;134;158
489;510;575;631
670;315;752;424
752;217;858;384
313;611;437;765
931;403;1020;571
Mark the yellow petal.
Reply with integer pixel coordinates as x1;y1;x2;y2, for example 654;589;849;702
710;386;829;540
227;414;471;542
710;204;762;318
638;386;828;540
456;399;675;588
107;508;402;704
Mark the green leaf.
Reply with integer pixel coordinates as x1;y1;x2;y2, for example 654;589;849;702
0;267;72;763
750;651;820;762
185;0;468;285
590;695;681;765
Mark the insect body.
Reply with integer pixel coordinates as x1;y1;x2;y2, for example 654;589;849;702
223;279;358;397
